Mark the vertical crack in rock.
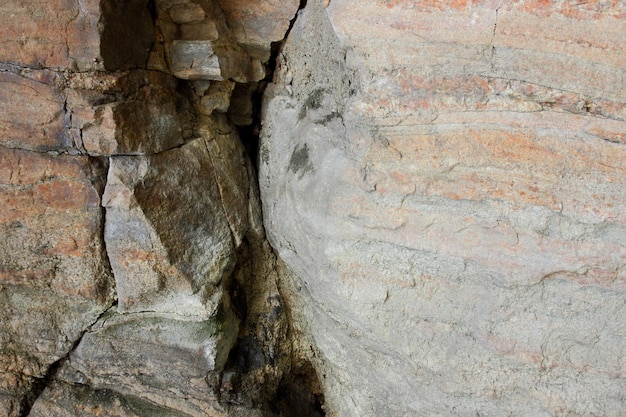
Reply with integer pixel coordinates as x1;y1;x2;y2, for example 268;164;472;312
219;2;328;415
0;0;330;415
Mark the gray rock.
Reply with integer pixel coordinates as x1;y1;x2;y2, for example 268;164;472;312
55;310;236;417
102;136;236;317
260;1;626;416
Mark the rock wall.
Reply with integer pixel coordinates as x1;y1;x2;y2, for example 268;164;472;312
260;0;626;416
0;1;325;416
2;0;625;416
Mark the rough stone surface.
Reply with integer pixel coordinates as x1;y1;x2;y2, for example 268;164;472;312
152;0;295;82
76;71;188;156
0;71;66;152
0;0;101;71
0;148;113;414
0;0;305;415
102;135;237;316
55;310;236;417
28;380;188;417
260;1;626;416
215;0;301;60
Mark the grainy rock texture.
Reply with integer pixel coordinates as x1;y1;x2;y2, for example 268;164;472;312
260;0;626;416
0;0;308;416
3;0;625;416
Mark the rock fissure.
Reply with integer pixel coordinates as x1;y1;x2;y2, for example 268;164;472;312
17;302;117;417
3;1;626;416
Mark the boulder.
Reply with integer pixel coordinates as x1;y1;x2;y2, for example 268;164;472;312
260;1;626;415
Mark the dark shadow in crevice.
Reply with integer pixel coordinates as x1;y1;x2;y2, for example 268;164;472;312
18;302;118;417
230;0;308;171
269;360;326;417
100;0;155;71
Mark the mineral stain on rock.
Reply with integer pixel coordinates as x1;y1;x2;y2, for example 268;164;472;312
2;0;626;416
288;143;314;177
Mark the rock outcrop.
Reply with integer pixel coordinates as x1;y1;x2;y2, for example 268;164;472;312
0;0;317;416
260;1;626;416
2;0;625;416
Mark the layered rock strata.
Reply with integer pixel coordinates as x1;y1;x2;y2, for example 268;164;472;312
260;1;626;416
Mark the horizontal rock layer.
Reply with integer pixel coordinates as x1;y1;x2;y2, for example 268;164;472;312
260;1;626;416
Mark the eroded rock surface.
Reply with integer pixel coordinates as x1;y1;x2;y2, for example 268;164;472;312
3;0;624;416
0;0;308;416
260;1;626;415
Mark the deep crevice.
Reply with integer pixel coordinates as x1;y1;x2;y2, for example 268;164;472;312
232;0;308;170
270;360;326;417
220;2;326;399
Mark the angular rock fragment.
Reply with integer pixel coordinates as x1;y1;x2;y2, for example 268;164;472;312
170;40;265;82
102;136;236;316
0;72;66;152
28;381;187;417
215;0;301;60
67;71;188;156
56;311;236;417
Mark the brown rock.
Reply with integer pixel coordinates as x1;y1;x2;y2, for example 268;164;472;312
215;0;301;60
0;148;113;413
0;73;66;152
0;0;101;70
67;71;188;156
170;40;265;82
102;136;237;316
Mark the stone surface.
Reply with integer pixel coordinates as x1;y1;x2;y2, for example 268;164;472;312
72;71;188;156
0;148;113;415
54;310;235;417
215;0;301;60
260;1;626;416
102;135;237;316
1;0;312;416
0;72;66;152
170;40;265;82
28;380;187;417
0;69;188;156
0;0;101;71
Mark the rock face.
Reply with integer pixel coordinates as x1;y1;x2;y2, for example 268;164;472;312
260;1;626;416
0;0;309;416
2;0;625;416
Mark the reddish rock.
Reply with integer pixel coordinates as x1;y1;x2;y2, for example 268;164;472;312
0;73;66;151
0;148;113;414
0;0;101;70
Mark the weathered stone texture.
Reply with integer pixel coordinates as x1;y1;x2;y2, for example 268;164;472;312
0;149;113;414
0;0;101;71
102;135;237;316
260;1;626;416
0;72;66;151
28;380;187;417
0;0;308;413
54;311;236;417
214;0;301;60
76;71;187;156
